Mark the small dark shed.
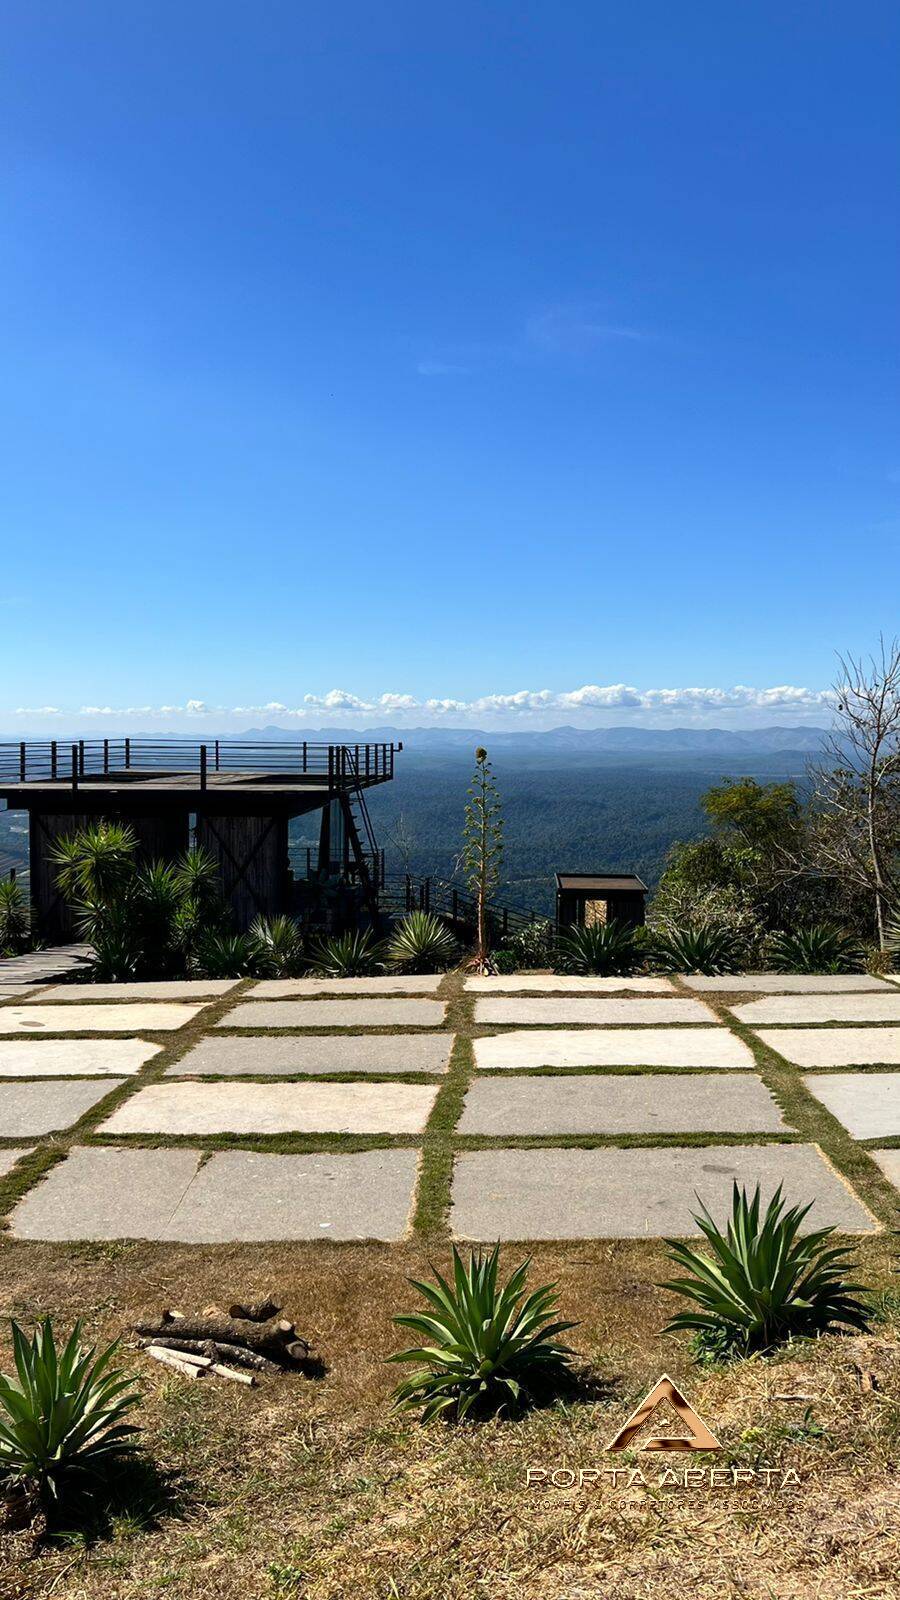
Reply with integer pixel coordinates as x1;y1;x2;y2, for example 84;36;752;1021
555;872;648;931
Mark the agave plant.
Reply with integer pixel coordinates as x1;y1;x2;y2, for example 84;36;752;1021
248;915;306;977
661;1183;871;1358
385;911;458;974
768;924;860;975
193;931;256;977
0;879;30;956
306;929;385;978
0;1319;141;1506
555;919;637;977
389;1245;576;1421
650;924;741;975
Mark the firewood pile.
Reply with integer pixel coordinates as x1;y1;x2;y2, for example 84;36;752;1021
134;1296;312;1387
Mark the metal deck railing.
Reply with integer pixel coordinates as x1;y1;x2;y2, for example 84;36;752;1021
0;738;401;791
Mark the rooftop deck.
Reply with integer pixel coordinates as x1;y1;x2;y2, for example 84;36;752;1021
0;738;401;812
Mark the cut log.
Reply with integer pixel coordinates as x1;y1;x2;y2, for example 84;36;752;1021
201;1340;281;1374
228;1296;281;1323
211;1364;256;1386
135;1316;310;1364
145;1343;210;1369
146;1347;204;1379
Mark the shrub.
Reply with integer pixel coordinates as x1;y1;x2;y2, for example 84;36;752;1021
650;924;741;974
50;828;229;981
650;880;768;968
193;931;255;977
307;929;384;978
0;1318;141;1507
386;911;457;973
249;915;306;977
768;924;861;974
555;920;637;977
660;1182;870;1358
499;919;556;970
390;1245;575;1421
0;879;30;956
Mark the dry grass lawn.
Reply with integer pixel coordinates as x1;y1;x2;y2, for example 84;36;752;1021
1;1234;899;1600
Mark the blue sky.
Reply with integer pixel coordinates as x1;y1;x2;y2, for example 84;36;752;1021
1;1;897;732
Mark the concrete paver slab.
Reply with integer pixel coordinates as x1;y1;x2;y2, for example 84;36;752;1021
474;1027;754;1071
163;1148;419;1241
9;1148;202;1239
251;975;443;996
0;1003;204;1035
802;1073;900;1140
458;1073;787;1135
870;1149;900;1192
219;998;446;1029
451;1144;876;1239
170;1033;452;1076
0;1079;125;1136
465;975;676;993
35;980;239;1001
684;974;889;992
474;997;715;1027
758;1028;900;1068
733;994;900;1025
0;1039;162;1077
99;1079;438;1135
0;1147;34;1179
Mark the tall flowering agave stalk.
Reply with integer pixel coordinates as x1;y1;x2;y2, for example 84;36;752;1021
390;1245;576;1421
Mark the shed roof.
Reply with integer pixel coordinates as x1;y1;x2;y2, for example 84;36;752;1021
555;873;648;893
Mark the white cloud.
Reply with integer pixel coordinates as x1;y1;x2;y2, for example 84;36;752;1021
5;682;835;730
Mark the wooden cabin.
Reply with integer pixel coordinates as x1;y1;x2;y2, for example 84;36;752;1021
555;872;647;932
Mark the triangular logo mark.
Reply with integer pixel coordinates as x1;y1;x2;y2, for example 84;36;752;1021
606;1374;720;1452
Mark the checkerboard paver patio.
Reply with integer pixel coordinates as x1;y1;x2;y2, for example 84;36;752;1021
757;1028;900;1068
169;1033;453;1076
9;1146;420;1242
450;1145;877;1239
474;996;714;1027
0;1078;125;1137
219;998;447;1029
732;993;900;1025
99;1079;439;1136
1;972;893;1241
802;1073;900;1140
458;1073;788;1135
473;1027;754;1070
0;1003;206;1034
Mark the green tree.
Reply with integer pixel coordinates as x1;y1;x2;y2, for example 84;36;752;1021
462;747;504;970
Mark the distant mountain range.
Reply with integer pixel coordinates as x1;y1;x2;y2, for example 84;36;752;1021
241;723;831;756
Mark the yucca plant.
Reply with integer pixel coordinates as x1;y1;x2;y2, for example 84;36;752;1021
50;822;137;906
768;924;860;974
650;924;741;975
0;878;30;956
306;929;385;977
389;1245;576;1421
386;911;458;974
0;1319;141;1507
661;1183;871;1358
248;914;306;977
555;919;637;977
193;931;255;977
82;903;143;982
